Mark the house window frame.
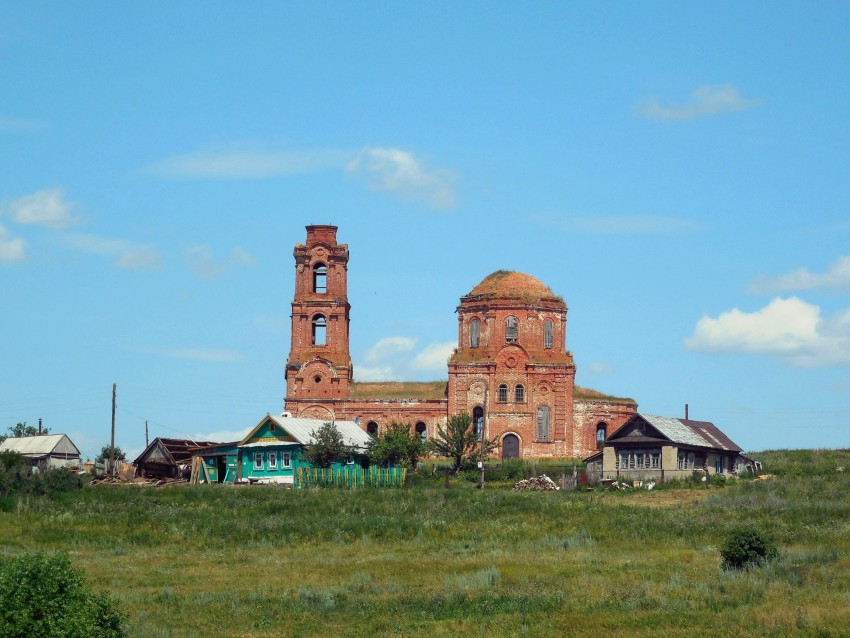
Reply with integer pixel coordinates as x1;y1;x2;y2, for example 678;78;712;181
543;319;553;349
498;384;508;402
253;452;264;471
282;452;292;469
268;451;278;470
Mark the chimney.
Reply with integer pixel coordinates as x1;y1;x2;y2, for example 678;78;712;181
38;418;42;435
685;404;689;420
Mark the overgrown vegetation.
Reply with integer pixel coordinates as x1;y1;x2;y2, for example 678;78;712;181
0;448;847;637
0;551;126;637
302;421;355;467
427;412;497;473
367;421;424;469
0;452;82;505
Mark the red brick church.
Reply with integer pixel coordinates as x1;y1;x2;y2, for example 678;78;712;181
284;225;635;459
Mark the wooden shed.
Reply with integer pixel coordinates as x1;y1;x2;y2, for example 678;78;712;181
133;437;220;479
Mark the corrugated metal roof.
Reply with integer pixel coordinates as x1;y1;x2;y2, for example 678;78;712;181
267;416;373;450
0;434;80;457
640;415;709;447
684;420;741;452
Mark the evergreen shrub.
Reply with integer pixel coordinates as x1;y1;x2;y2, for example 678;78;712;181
721;528;779;570
0;551;126;637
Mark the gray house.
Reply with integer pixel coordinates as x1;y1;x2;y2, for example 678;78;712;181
591;413;745;481
0;434;82;470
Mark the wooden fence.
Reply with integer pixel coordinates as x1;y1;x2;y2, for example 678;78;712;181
295;466;407;489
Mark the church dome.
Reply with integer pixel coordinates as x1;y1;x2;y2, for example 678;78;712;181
465;270;561;304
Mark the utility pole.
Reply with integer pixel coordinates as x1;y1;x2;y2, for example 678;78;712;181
110;383;116;479
145;420;149;447
479;385;488;489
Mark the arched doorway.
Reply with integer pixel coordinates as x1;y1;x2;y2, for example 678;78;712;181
472;406;484;439
502;434;520;459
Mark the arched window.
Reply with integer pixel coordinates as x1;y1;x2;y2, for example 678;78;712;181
543;319;553;349
312;315;326;345
366;421;378;436
469;318;480;348
313;263;327;293
472;406;484;439
537;406;550;441
415;422;427;444
596;423;607;448
505;316;518;343
498;384;508;402
515;384;525;403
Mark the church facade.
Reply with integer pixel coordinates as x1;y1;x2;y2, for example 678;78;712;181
284;225;636;459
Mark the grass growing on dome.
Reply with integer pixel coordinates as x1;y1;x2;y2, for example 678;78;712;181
574;386;637;404
349;381;448;400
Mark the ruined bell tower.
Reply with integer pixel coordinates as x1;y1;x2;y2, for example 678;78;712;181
284;225;352;414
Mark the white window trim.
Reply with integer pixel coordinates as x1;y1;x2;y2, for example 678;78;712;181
282;452;291;469
268;451;278;470
253;452;263;471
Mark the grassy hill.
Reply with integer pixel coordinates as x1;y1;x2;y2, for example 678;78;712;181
1;449;848;637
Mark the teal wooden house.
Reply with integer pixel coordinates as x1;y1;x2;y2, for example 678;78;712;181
194;415;372;485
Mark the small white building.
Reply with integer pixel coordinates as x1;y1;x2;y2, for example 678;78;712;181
0;434;82;469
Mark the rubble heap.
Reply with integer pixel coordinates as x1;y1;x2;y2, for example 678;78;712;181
513;474;560;491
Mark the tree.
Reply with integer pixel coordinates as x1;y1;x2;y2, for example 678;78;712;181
428;412;497;474
0;422;50;444
368;421;424;469
0;551;126;637
95;446;127;464
302;421;356;468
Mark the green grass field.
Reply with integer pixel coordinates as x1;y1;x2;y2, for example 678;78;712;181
1;449;848;637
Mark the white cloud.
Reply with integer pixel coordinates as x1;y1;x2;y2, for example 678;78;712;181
0;223;26;262
357;336;453;380
363;336;417;365
61;233;162;270
749;256;850;294
1;186;79;228
411;341;456;373
685;297;850;367
587;362;613;374
346;147;458;210
192;427;253;443
185;244;256;279
148;147;350;179
532;213;702;235
635;84;762;121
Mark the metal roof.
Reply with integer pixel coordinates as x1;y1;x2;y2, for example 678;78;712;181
0;434;81;457
637;414;741;452
265;415;373;451
242;440;300;448
640;415;712;447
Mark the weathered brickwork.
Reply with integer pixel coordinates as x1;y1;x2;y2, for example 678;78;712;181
284;226;636;459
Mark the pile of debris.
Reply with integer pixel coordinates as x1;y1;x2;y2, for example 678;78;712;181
513;474;560;491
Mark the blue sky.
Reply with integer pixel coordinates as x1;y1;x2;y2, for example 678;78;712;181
2;2;849;460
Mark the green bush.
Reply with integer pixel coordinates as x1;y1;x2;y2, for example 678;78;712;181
0;551;126;637
720;528;779;570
